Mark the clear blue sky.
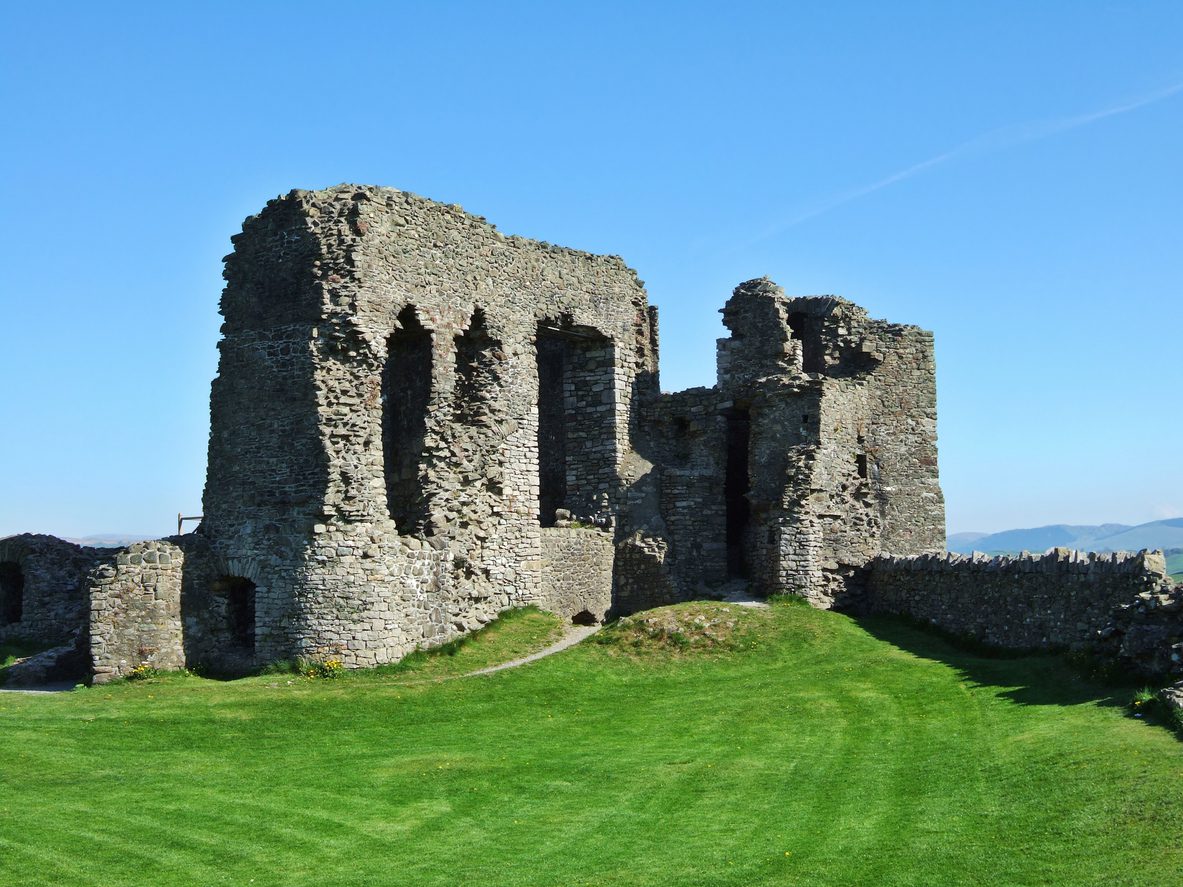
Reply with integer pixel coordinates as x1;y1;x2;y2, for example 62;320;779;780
1;1;1180;539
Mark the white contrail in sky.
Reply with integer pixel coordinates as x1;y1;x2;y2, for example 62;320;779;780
755;79;1183;238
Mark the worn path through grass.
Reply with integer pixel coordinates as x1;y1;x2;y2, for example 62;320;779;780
1;600;1182;886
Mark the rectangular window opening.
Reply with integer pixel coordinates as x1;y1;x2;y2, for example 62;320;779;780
788;311;826;373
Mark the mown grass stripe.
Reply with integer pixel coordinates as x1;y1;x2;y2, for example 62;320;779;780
2;601;1182;886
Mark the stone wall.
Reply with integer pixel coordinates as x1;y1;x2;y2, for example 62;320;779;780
864;549;1183;676
539;527;614;622
201;185;661;668
0;534;105;646
709;279;945;605
89;540;188;682
648;388;728;595
3;188;952;677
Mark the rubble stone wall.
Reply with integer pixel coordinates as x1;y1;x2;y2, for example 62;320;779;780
89;540;188;682
201;185;660;667
539;527;614;622
649;387;728;596
4;188;953;676
710;280;945;605
0;534;105;646
864;550;1181;673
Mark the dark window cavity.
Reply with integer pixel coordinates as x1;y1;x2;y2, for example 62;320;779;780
383;305;433;534
787;311;826;374
0;561;24;625
454;308;499;426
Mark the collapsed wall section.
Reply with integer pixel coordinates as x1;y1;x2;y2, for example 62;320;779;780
865;549;1183;676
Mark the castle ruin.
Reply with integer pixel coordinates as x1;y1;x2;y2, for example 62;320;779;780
12;185;1172;687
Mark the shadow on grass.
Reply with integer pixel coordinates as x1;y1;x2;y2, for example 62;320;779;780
852;613;1135;712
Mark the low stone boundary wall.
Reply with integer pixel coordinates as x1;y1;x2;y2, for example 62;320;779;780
89;540;188;683
864;549;1182;676
539;527;614;622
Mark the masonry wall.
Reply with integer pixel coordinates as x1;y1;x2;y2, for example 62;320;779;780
539;527;614;622
2;190;954;677
864;549;1183;675
709;280;945;606
0;534;105;646
649;388;728;593
201;185;660;667
89;540;188;683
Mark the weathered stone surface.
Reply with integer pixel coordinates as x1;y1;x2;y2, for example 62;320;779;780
641;279;945;608
5;186;951;677
863;549;1183;678
539;527;614;622
0;534;106;647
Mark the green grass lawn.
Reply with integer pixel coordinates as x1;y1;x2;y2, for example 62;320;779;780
2;600;1182;887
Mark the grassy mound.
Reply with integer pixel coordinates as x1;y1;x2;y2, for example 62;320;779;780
2;598;1183;886
595;601;770;656
364;604;565;680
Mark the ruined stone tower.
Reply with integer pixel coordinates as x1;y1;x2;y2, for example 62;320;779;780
1;185;947;679
191;185;944;667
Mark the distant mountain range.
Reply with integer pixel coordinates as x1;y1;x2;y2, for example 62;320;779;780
948;518;1183;556
64;534;155;548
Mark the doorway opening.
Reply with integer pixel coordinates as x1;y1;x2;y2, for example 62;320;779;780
217;576;256;653
724;408;751;578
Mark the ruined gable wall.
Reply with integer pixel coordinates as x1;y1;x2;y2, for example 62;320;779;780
203;186;657;666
